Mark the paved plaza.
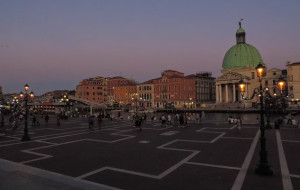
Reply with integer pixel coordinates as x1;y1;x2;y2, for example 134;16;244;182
1;114;300;190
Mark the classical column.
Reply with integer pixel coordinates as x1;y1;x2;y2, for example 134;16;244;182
219;85;223;103
216;85;219;102
233;84;236;102
225;84;229;103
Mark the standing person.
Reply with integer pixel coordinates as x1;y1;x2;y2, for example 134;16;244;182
184;113;189;127
236;116;242;132
56;115;60;127
135;116;142;131
118;112;121;120
97;114;102;129
179;113;184;128
196;113;200;124
167;114;172;126
88;115;93;129
161;115;166;127
45;114;49;126
32;115;37;127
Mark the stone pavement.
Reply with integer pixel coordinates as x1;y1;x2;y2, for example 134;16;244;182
0;115;300;190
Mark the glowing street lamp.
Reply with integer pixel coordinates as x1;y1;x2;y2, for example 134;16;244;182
19;84;35;141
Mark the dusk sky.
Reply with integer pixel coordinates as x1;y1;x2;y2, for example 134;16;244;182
1;0;300;95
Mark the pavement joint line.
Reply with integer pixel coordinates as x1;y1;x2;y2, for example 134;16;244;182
282;140;300;143
222;137;253;140
78;150;200;180
196;127;207;132
231;129;260;190
77;166;160;179
276;130;293;190
0;158;121;190
34;140;59;145
290;174;300;179
158;151;199;179
185;162;241;170
210;132;226;143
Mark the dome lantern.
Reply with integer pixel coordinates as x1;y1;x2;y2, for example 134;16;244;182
236;19;246;44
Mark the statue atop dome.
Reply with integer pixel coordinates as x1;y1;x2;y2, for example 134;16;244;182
239;19;244;28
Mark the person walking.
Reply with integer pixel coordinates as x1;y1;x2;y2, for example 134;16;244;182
97;114;102;129
32;115;37;127
167;114;172;127
88;115;93;129
236;116;242;133
45;114;49;126
179;113;184;128
161;115;166;127
56;115;60;127
196;113;200;124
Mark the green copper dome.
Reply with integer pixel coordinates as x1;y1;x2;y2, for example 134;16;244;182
222;44;263;69
222;22;264;69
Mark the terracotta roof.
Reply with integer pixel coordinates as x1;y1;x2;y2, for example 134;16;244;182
139;79;154;85
288;62;300;66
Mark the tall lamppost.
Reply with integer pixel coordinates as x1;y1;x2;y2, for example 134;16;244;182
61;94;69;114
239;63;273;175
12;96;19;111
19;84;35;141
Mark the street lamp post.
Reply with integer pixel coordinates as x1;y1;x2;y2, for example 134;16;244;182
239;63;273;175
61;94;69;117
19;84;34;141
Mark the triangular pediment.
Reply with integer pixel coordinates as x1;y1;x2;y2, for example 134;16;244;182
216;72;250;82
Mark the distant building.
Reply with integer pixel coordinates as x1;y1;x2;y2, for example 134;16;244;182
75;76;107;103
153;70;196;109
262;68;287;95
186;72;216;107
0;86;3;104
287;62;300;107
113;85;137;107
75;76;136;104
137;80;154;108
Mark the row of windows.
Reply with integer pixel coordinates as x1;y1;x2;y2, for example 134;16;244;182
138;86;152;91
158;94;194;100
86;86;105;90
157;85;194;91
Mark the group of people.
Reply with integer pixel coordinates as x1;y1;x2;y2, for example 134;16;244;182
160;112;203;128
88;114;103;129
0;111;24;134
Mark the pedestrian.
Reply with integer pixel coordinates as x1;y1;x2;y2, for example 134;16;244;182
236;116;242;132
134;115;142;131
196;113;200;124
256;117;259;124
45;114;49;126
118;112;121;120
56;115;60;127
184;113;189;126
32;115;36;127
88;115;93;129
161;115;166;127
179;113;184;128
167;114;172;126
97;114;102;129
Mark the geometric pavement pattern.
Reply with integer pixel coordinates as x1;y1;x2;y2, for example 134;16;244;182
1;116;300;190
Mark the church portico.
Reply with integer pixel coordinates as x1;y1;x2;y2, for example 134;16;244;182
216;72;251;103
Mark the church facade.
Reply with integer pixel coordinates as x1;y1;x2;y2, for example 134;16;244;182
216;22;264;108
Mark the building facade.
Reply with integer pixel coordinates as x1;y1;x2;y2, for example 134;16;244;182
187;72;216;107
75;77;107;103
153;70;196;109
113;85;137;107
137;80;154;108
287;62;300;107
